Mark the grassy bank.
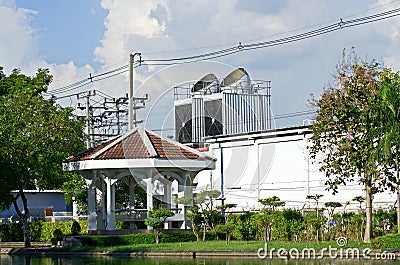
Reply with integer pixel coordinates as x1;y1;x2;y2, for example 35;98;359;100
70;240;370;252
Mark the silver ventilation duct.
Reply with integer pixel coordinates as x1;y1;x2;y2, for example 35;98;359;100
220;67;251;92
191;73;220;94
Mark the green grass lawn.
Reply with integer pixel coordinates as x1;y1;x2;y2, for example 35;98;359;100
71;240;371;252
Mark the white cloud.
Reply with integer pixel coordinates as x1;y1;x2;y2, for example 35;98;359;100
0;3;38;73
94;0;170;67
0;0;95;97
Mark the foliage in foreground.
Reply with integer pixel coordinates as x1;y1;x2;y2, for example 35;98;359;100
0;220;88;243
79;231;198;247
371;234;400;249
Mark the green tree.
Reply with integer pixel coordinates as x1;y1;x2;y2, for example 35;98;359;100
303;212;327;241
258;196;285;210
217;203;237;222
145;208;174;244
186;205;204;241
215;222;235;245
258;196;285;242
352;196;365;210
280;208;304;241
325;202;342;219
177;189;223;241
176;196;204;242
61;174;88;214
0;68;85;247
372;68;400;233
324;201;342;240
0;67;52;96
194;189;223;240
309;48;390;243
227;212;258;241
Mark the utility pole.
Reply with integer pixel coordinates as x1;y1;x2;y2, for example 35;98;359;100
85;96;90;148
116;103;120;134
132;94;149;127
129;53;142;130
104;96;128;135
77;90;96;148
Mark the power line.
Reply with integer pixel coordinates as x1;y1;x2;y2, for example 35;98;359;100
141;0;400;57
46;63;138;96
46;8;400;96
144;7;400;62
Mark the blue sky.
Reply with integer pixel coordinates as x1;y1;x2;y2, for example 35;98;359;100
15;0;107;67
2;0;400;129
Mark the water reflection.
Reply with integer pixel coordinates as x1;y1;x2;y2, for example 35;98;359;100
0;255;397;265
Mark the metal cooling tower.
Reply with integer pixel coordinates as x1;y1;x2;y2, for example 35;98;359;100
174;69;271;146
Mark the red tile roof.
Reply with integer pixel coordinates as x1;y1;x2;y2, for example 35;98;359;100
98;130;151;159
64;128;213;162
64;136;121;163
146;131;200;159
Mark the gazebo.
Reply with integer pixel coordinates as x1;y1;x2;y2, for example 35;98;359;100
63;127;215;232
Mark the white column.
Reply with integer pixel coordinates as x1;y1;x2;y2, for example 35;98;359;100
129;177;136;229
87;179;97;231
72;200;78;220
183;185;194;230
164;181;172;209
145;178;153;230
163;181;172;229
96;181;105;230
146;178;153;211
106;177;116;230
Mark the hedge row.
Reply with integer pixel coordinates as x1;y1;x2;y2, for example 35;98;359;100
0;220;88;242
80;231;198;247
0;223;23;242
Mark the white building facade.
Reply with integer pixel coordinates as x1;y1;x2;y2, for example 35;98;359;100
194;126;396;212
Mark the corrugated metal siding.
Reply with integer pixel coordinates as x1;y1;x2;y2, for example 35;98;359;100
192;97;204;143
223;92;270;135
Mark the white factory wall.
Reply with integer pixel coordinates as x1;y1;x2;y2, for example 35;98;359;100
195;126;396;212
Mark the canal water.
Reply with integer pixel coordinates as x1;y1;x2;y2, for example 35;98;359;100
0;256;397;265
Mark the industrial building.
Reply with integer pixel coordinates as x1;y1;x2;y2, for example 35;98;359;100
173;68;396;212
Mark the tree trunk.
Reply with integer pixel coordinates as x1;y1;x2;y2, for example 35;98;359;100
13;189;31;248
155;231;160;244
21;216;31;247
397;186;400;234
193;225;200;242
364;180;373;243
202;224;206;241
397;165;400;234
264;225;268;243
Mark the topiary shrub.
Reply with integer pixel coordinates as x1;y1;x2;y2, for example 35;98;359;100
70;221;81;235
51;228;64;245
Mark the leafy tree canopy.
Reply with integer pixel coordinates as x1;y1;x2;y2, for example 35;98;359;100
259;196;285;210
0;67;52;96
0;67;85;246
308;47;400;243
